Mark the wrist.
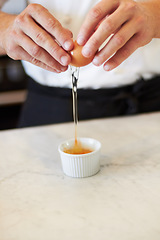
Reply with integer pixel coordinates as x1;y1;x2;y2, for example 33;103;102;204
0;11;16;54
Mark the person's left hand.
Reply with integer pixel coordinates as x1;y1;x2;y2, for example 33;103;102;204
77;0;158;71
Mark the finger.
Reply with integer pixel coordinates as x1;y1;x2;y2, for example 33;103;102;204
17;15;71;67
92;19;138;66
14;46;62;73
16;32;67;72
77;0;119;45
103;34;141;71
27;4;74;51
81;3;133;58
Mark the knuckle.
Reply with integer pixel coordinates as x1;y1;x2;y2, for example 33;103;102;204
35;31;46;44
50;46;60;57
135;16;145;27
30;57;40;66
102;18;114;33
14;14;24;26
46;17;59;30
114;34;124;46
123;1;136;13
90;6;103;20
31;45;41;58
27;3;42;13
14;11;30;28
64;28;73;38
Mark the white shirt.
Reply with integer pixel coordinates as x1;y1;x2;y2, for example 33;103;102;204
1;0;160;89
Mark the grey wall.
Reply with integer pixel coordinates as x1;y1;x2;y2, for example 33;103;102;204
1;0;27;14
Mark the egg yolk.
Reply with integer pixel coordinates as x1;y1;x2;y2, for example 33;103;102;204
69;41;94;67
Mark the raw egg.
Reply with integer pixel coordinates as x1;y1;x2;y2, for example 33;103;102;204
69;41;94;67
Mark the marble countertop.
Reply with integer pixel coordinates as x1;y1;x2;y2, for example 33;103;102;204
0;112;160;240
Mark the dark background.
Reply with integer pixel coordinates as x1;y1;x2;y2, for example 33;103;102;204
0;56;28;130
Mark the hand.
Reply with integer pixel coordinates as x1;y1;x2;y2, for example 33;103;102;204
0;4;74;73
77;0;159;71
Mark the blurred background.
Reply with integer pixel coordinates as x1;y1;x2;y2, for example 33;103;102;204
0;0;28;130
0;56;28;130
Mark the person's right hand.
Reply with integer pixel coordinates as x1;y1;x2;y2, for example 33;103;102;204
0;4;74;73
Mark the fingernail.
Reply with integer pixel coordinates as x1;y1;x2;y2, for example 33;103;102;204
77;35;85;45
104;64;111;71
61;56;69;66
64;40;73;50
82;47;92;57
93;57;100;66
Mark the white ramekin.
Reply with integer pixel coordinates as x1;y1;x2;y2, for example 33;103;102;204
58;138;101;178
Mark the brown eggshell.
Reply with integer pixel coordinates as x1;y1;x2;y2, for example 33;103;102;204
69;41;94;67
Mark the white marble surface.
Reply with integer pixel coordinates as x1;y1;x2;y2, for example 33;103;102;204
0;112;160;240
